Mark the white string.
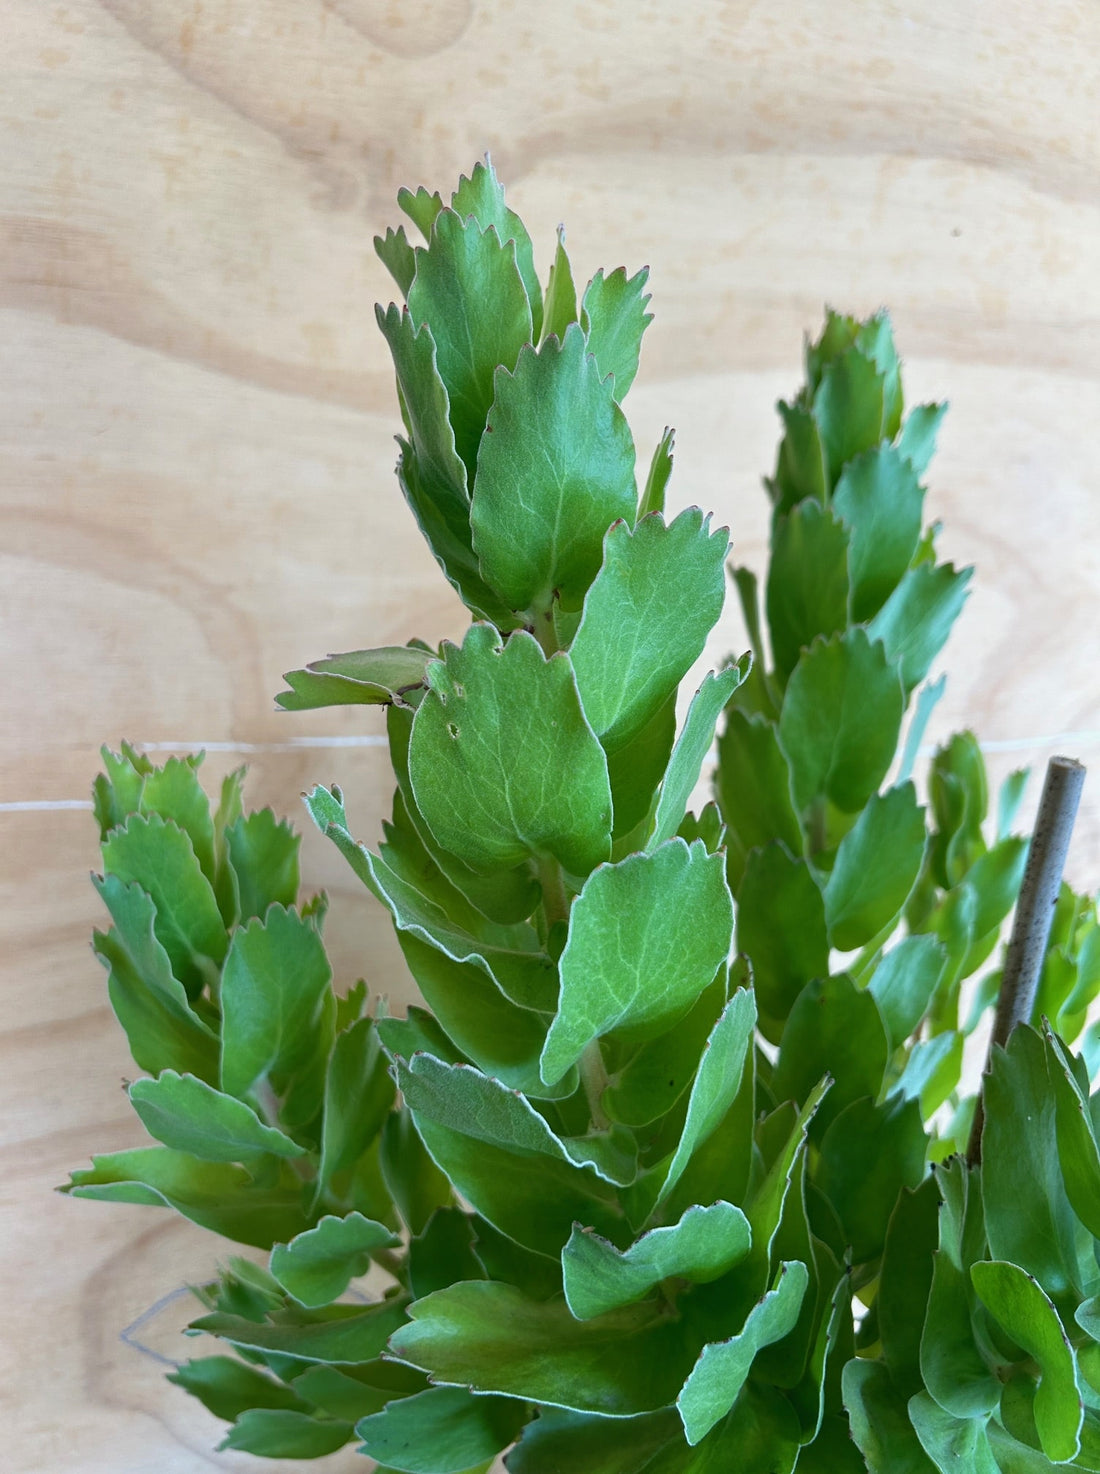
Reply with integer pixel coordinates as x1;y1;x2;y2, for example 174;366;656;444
8;728;1100;814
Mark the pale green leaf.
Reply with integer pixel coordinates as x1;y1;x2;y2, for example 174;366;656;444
649;660;751;853
276;644;433;712
639;427;675;519
451;158;543;338
225;808;300;922
375;224;416;296
868;562;973;693
168;1355;309;1422
540;225;577;344
897;402;948;478
316;1016;396;1202
270;1213;400;1308
192;1297;409;1366
357;1385;528;1474
129;1070;307;1162
907;1393;999;1474
580;264;652;400
138;756;217;884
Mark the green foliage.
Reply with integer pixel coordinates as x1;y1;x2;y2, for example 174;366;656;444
67;171;1100;1473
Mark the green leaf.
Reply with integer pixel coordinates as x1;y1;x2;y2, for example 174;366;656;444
657;987;757;1210
1046;1029;1100;1240
225;809;300;922
921;1247;1001;1419
766;500;850;680
897;402;948;478
358;1385;528;1474
270;1213;400;1308
907;1392;1000;1474
715;711;804;895
138;756;217;884
128;1070;307;1162
648;661;750;852
220;1409;352;1457
541;226;578;343
879;1176;940;1398
65;1146;310;1248
375;224;416;296
981;1026;1095;1301
735;843;828;1045
101;813;226;998
867;561;973;693
388;1281;695;1417
376;304;468;511
540;839;733;1085
898;675;947;785
411;1113;620;1259
398;183;444;239
219;904;333;1104
774;974;889;1139
408;1207;483;1300
407;208;532;479
276;645;433;711
677;1261;809;1445
824;783;926;950
867;936;946;1051
603;970;727;1130
451;158;543;338
832;445;924;621
409;625;612;877
778;628;904;814
818;1096;927;1263
606;688;677;842
191;1297;409;1366
563;1201;751;1321
93;875;219;1081
842;1358;936;1474
639;427;675;519
168;1355;310;1422
812;347;885;484
397;1054;633;1186
580;265;652;400
470;323;636;615
381;1107;453;1237
570;508;730;752
855;312;904;439
316;1016;396;1203
771;400;829;514
93;741;153;838
997;767;1030;841
971;1259;1083;1462
507;1407;680;1474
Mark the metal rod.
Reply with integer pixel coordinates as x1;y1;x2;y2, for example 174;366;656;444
967;755;1086;1166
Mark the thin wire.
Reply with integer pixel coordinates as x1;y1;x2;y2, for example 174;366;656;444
119;1284;195;1369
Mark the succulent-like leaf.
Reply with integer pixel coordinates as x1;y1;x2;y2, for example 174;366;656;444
580;265;653;400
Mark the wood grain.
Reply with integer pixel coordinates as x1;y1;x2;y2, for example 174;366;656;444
4;2;1099;1467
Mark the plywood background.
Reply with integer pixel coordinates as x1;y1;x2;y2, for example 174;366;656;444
3;3;1099;1468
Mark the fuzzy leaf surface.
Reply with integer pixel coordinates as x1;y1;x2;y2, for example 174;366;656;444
357;1384;528;1474
129;1071;307;1162
270;1213;400;1308
541;839;733;1084
409;625;611;877
648;660;750;852
451;159;543;337
277;644;434;712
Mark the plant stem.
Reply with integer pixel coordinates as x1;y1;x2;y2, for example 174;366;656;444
967;754;1086;1166
538;854;569;929
580;1039;611;1131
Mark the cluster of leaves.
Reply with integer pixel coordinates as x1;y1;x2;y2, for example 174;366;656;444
67;166;1100;1472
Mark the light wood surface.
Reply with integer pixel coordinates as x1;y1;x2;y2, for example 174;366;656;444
4;3;1099;1468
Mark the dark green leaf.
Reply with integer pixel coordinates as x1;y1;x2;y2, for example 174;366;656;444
358;1385;528;1474
907;1393;999;1473
129;1070;307;1162
381;1107;453;1237
407;208;532;478
813;347;885;484
867;936;946;1050
842;1358;936;1474
771;400;829;514
779;629;904;814
879;1177;940;1397
824;783;926;950
735;843;827;1043
506;1407;679;1474
220;1409;352;1457
225;809;300;922
471;324;636;614
766;500;850;680
192;1297;409;1366
580;265;652;400
715;710;804;895
168;1355;310;1421
375;224;416;296
408;1207;483;1300
603;971;727;1129
541;839;733;1085
316;1016;395;1203
817;1096;927;1263
569;509;729;753
606;687;677;841
774;974;889;1138
376;304;469;513
409;625;612;877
